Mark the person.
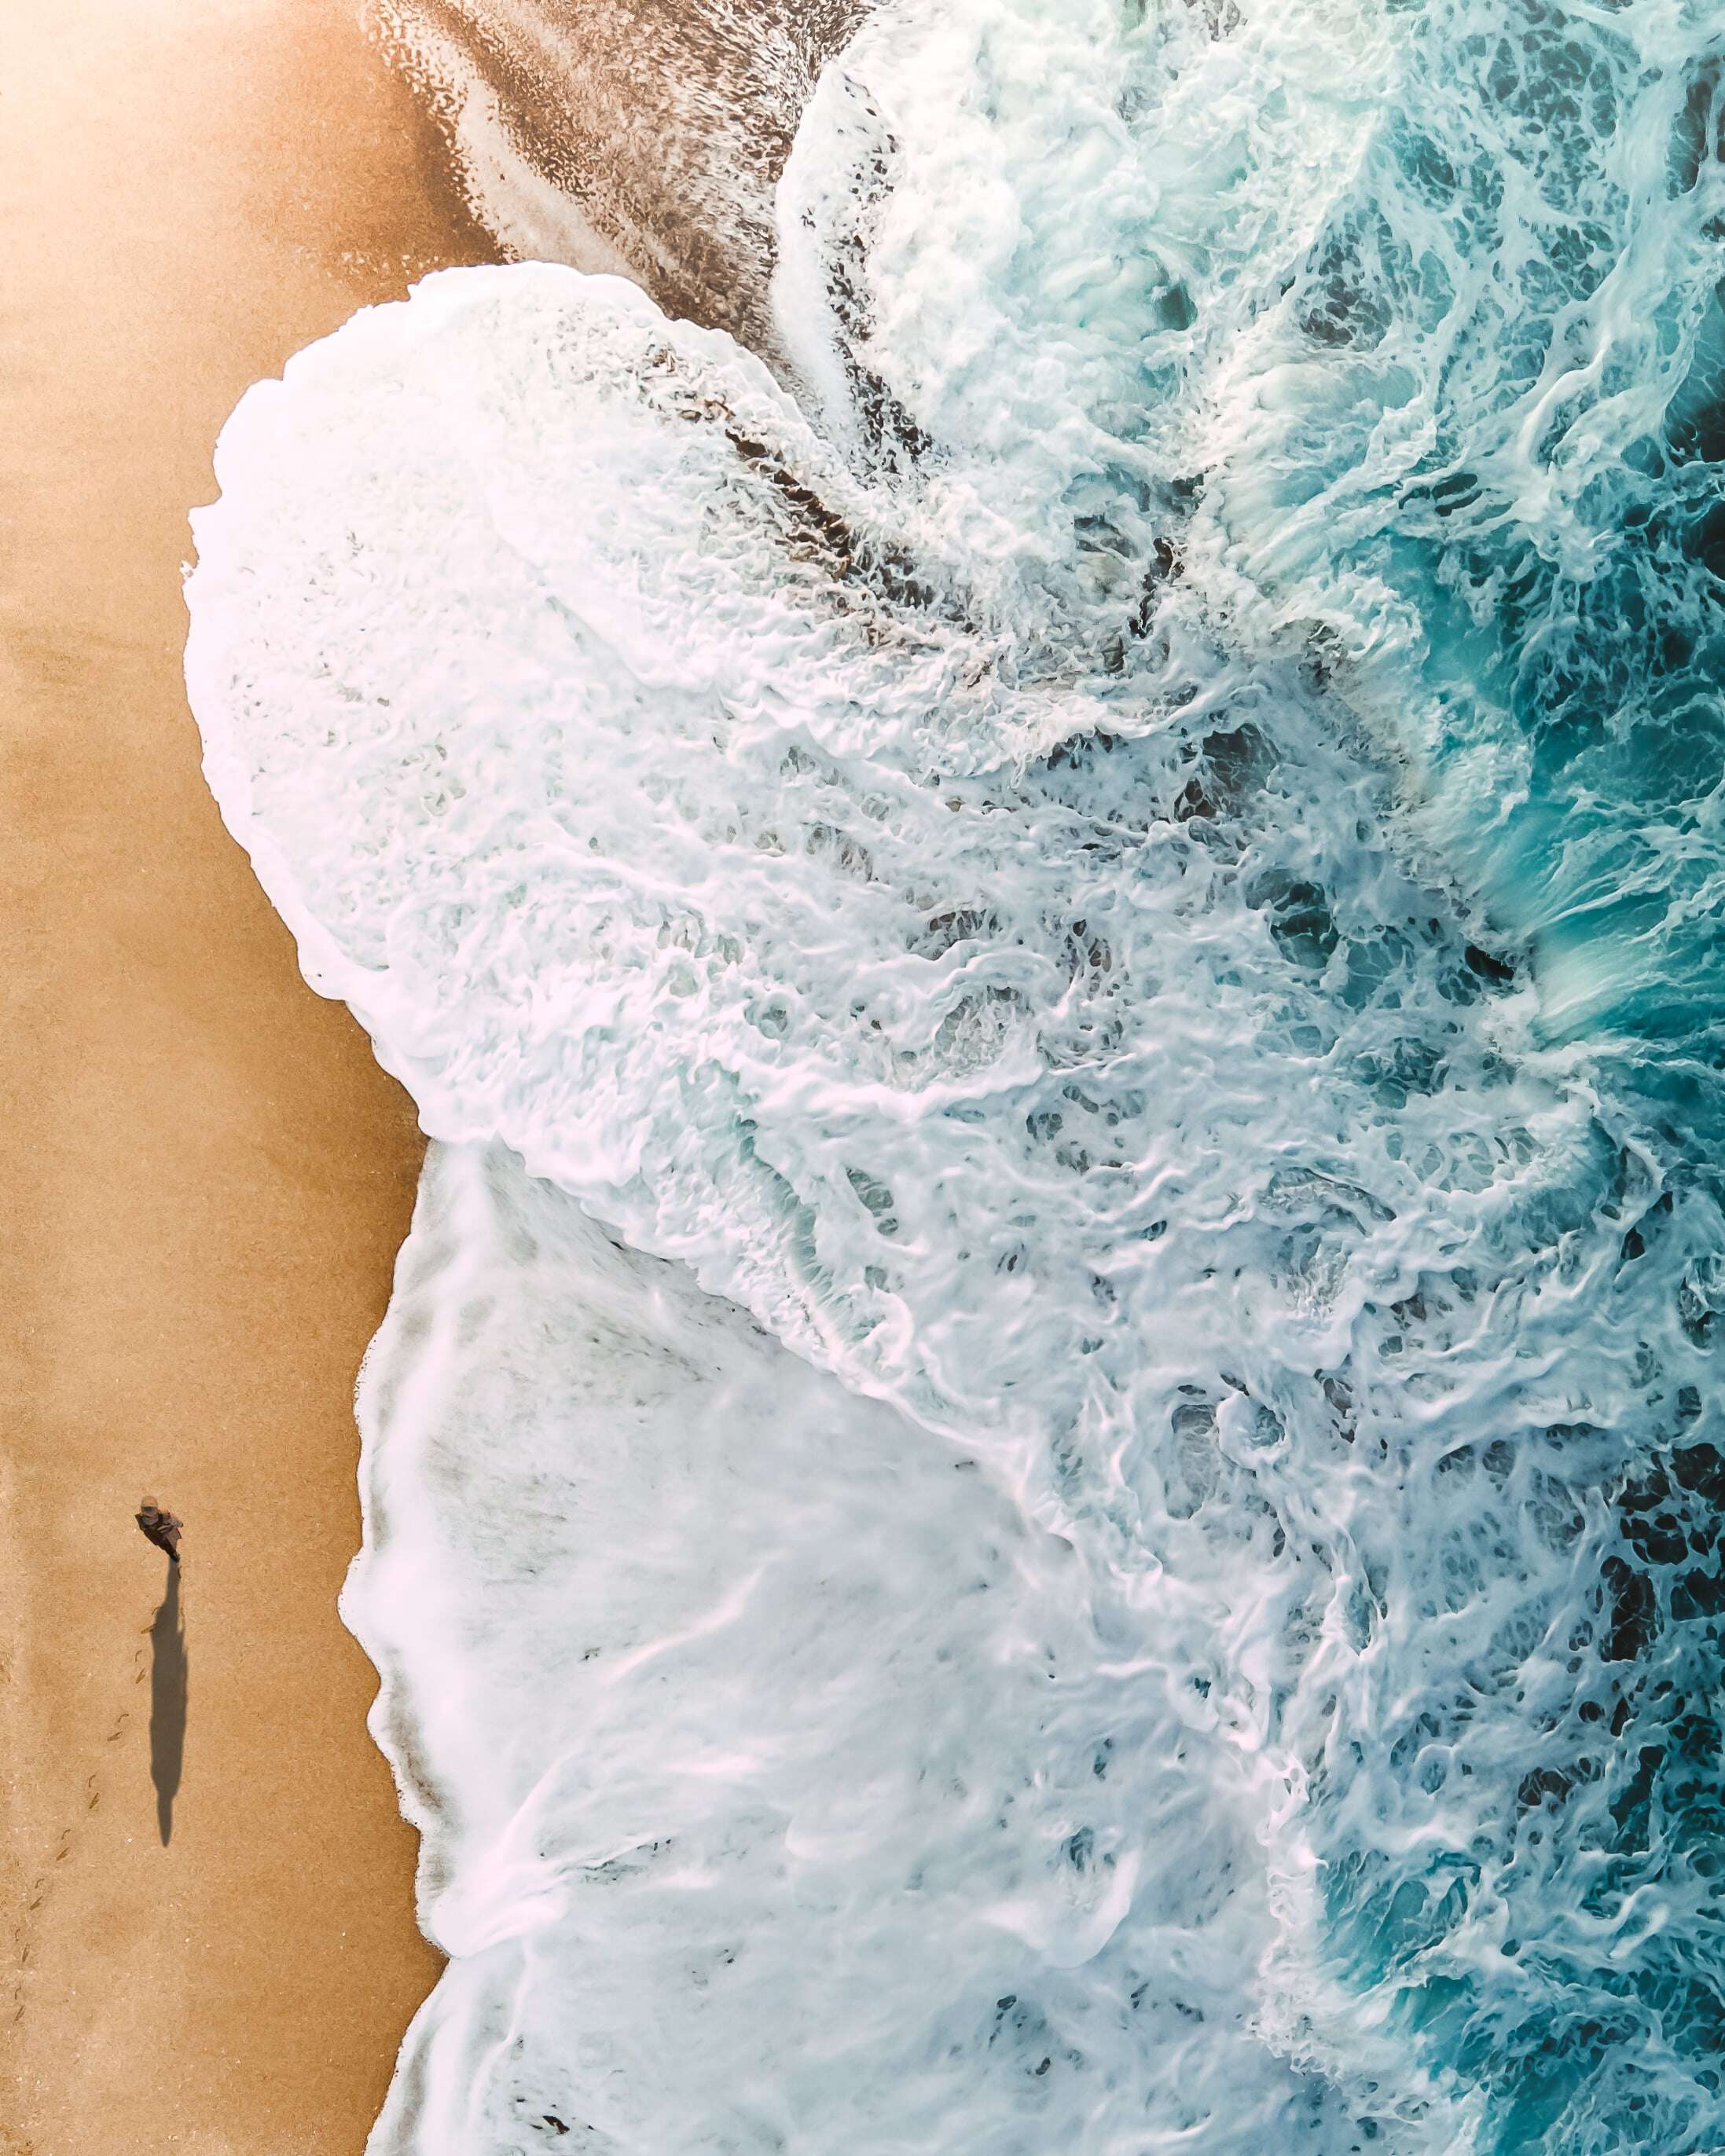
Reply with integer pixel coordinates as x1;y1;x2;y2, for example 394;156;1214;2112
136;1498;182;1564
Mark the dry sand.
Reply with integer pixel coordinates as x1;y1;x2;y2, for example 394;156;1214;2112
1;3;495;2148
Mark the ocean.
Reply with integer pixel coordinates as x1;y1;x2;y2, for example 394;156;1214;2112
185;0;1725;2147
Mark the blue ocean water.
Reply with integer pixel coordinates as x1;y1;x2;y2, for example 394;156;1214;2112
188;2;1725;2147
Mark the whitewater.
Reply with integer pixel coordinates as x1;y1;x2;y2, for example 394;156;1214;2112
185;0;1725;2147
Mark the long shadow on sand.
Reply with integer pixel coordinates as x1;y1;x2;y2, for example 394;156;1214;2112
149;1560;186;1846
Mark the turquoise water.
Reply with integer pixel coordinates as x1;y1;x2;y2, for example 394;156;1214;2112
1224;0;1725;1057
1202;5;1725;2142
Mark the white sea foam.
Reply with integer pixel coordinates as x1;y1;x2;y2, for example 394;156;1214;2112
354;1140;1362;2150
188;1;1725;2147
178;244;1577;2152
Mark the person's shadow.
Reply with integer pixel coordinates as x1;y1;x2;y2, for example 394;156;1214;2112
149;1560;187;1846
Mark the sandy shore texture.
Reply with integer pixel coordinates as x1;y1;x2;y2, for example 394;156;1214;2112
0;3;494;2148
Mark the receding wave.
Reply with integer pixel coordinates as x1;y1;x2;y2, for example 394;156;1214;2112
370;0;861;346
188;2;1725;2148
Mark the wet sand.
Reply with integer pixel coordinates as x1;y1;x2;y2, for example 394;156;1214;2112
0;2;494;2148
386;0;860;350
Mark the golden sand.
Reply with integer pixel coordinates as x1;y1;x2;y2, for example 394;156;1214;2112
1;3;494;2147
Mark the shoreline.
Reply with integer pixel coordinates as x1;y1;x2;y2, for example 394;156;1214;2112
1;4;494;2148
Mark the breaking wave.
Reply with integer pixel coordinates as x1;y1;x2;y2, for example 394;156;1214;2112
187;2;1725;2147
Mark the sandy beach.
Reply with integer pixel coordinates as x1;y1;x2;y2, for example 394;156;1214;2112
1;3;493;2147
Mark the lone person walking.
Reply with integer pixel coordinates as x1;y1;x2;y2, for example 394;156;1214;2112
136;1498;183;1564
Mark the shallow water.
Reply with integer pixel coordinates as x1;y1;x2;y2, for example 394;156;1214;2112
370;0;861;345
189;1;1725;2147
